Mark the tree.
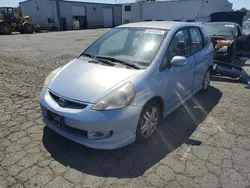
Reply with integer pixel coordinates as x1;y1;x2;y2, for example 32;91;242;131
236;7;248;14
240;7;248;14
13;7;21;19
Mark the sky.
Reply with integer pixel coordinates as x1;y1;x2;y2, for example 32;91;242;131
1;0;250;10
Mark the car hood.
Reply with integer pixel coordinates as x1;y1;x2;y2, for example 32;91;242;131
210;12;246;27
49;58;144;103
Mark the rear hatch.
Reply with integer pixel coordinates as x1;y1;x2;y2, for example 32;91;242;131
210;12;246;27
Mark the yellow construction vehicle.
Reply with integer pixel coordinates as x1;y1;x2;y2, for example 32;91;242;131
0;7;41;35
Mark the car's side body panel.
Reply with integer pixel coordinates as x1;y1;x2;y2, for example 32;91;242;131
193;47;210;89
236;35;250;57
164;54;195;109
132;24;213;116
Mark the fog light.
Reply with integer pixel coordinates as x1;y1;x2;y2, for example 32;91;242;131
88;131;112;140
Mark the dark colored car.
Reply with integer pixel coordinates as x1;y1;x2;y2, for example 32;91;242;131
203;12;250;63
203;22;241;63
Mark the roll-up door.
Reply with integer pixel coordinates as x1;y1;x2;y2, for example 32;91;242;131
103;7;113;27
72;6;86;16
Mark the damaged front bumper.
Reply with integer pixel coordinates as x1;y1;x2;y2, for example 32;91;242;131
213;60;250;88
214;53;232;63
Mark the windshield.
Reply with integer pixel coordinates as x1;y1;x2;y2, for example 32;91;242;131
84;28;167;66
203;24;235;36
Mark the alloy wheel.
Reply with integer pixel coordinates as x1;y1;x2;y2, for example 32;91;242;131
203;70;211;90
140;107;159;138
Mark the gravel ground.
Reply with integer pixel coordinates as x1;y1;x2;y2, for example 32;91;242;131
0;30;250;188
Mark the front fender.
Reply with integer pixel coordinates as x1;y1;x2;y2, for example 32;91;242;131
131;71;167;107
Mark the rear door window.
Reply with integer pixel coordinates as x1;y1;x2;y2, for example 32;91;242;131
189;27;204;54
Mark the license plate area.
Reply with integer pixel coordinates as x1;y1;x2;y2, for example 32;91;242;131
47;110;64;128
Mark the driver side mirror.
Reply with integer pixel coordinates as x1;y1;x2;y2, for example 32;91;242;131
171;56;188;67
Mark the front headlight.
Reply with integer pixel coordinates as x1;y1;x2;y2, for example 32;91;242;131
91;82;135;111
218;46;228;53
41;68;61;92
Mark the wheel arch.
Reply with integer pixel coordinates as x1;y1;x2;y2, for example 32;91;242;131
22;21;29;27
142;96;164;118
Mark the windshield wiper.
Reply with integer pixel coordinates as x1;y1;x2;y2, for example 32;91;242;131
80;53;115;66
96;56;141;70
80;53;94;59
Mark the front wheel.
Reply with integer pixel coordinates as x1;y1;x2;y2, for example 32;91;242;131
22;23;34;34
0;23;12;35
136;101;161;141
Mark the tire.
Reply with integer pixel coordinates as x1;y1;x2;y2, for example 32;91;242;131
201;69;211;92
0;23;12;35
34;25;41;33
136;100;161;141
22;23;34;34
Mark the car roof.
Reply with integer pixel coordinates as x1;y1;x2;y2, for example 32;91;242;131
203;22;237;26
117;21;201;30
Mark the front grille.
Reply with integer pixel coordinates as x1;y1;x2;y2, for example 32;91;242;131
49;91;87;109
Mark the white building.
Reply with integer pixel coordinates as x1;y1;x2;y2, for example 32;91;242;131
122;0;233;24
20;0;122;30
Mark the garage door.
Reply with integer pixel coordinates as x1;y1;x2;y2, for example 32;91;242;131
72;6;86;16
103;7;113;28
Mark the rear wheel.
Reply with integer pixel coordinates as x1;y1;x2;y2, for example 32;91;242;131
22;23;34;34
34;25;41;33
136;101;161;141
201;69;211;92
0;23;12;35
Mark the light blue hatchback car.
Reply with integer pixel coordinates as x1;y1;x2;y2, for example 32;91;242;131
40;21;214;149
